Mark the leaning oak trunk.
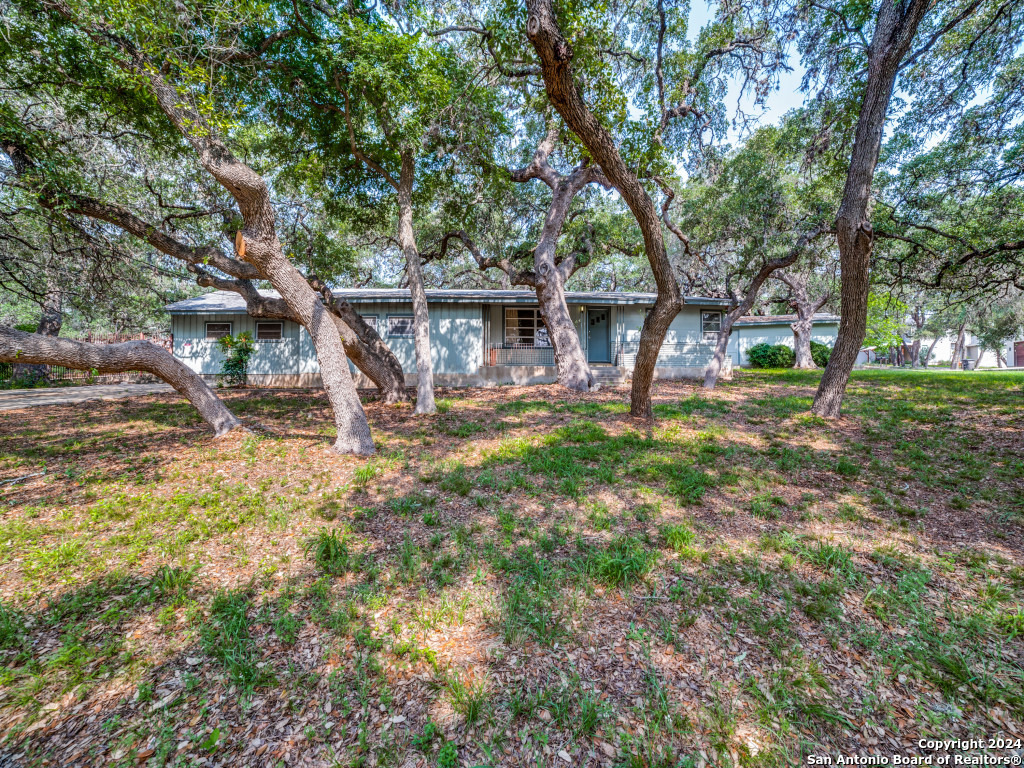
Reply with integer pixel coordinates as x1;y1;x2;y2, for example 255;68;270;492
525;0;682;418
325;296;407;404
0;326;240;436
192;273;407;405
536;273;594;390
910;338;922;368
922;338;937;367
811;1;930;418
704;237;818;389
398;150;436;415
245;250;375;454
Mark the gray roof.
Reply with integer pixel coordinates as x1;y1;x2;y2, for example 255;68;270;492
165;288;733;314
734;313;840;327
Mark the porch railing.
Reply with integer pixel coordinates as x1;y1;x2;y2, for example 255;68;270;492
486;345;556;367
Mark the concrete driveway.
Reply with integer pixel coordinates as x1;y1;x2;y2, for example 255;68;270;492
0;383;174;411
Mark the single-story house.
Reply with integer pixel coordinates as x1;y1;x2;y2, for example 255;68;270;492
164;289;840;387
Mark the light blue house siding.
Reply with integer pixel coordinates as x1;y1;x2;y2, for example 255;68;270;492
166;290;836;387
169;296;485;386
728;316;840;366
172;313;315;380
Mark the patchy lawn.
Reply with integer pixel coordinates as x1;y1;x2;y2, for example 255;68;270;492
0;369;1022;767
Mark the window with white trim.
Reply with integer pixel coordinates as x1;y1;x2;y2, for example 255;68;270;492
387;315;415;337
504;307;550;347
256;322;283;340
361;315;378;333
701;311;722;342
205;322;232;340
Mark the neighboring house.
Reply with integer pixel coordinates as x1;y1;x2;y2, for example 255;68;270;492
1012;339;1024;367
856;333;1020;368
167;289;773;387
728;314;840;367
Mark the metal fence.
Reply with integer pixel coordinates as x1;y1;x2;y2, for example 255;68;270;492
1;333;172;387
486;344;556;367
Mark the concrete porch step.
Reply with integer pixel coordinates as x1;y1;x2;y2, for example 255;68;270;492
590;366;628;384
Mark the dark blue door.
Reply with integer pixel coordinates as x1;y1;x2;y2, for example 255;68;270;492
587;308;610;363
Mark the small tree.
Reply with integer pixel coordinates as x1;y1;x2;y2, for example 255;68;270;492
216;332;255;388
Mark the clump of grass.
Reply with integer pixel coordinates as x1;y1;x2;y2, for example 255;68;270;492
994;611;1024;638
389;491;436;517
148;565;195;600
835;456;862;478
446;672;489;724
199;588;271;689
421;460;474;496
579;535;657;587
304;528;352;576
435;398;454;414
662;523;696;552
798;540;861;583
750;492;785;520
0;600;28;651
500;577;566;647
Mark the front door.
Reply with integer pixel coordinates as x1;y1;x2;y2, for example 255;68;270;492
587;308;610;363
1015;341;1024;367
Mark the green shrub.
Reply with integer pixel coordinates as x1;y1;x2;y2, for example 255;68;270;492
747;343;796;368
810;341;833;367
216;331;255;387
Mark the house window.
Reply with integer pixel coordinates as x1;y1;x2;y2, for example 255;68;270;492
205;322;232;340
387;315;415;337
505;307;550;347
361;315;378;333
256;322;283;340
701;311;722;342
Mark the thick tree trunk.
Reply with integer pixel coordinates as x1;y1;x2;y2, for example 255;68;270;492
12;283;62;384
0;326;240;436
248;253;374;453
507;127;600;392
398;150;436;415
793;319;816;368
811;0;930;418
301;278;407;403
526;0;682;417
4;87;383;448
212;275;407;404
910;338;922;368
143;60;374;453
778;271;829;369
536;274;593;390
327;298;407;403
